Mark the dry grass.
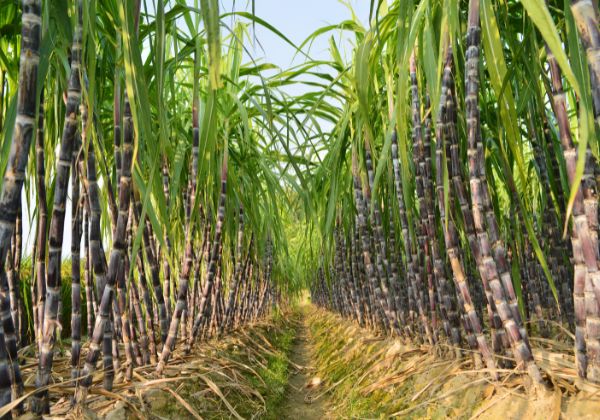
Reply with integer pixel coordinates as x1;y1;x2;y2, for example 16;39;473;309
9;311;298;419
306;307;600;419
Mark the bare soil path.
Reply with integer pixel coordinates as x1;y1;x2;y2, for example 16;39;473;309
280;307;330;419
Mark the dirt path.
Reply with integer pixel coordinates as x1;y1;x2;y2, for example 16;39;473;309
280;309;330;419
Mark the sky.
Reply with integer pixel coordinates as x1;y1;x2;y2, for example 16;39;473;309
225;0;370;67
21;0;373;257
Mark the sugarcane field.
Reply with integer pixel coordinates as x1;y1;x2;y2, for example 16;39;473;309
2;0;600;418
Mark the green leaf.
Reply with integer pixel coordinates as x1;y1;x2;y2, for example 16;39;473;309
201;0;221;89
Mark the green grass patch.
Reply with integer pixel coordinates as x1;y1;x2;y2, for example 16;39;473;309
244;317;296;419
306;308;434;419
146;311;298;419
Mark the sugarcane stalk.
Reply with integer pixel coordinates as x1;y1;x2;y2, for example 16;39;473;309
83;208;95;338
117;202;136;381
570;0;600;127
114;69;122;189
444;62;506;358
70;114;84;382
352;149;392;333
189;152;228;349
422;91;460;348
187;229;206;340
363;138;401;334
32;2;82;411
222;208;245;335
123;206;147;366
547;32;600;380
156;236;194;373
7;207;23;348
465;0;541;382
0;0;42;410
410;53;439;341
434;46;497;370
133;192;168;347
132;221;156;363
76;86;136;402
34;89;47;354
156;76;202;369
81;132;116;390
160;161;172;320
391;130;431;340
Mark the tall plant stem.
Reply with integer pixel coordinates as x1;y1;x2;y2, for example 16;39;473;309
465;0;541;383
32;2;82;412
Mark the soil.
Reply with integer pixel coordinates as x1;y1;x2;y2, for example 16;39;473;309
279;307;330;419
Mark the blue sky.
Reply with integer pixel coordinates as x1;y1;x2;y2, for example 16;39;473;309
225;0;370;67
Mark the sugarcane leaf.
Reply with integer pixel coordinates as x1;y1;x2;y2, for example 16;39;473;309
0;93;16;183
518;0;582;96
480;0;528;189
222;11;310;61
562;2;596;232
200;0;221;89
